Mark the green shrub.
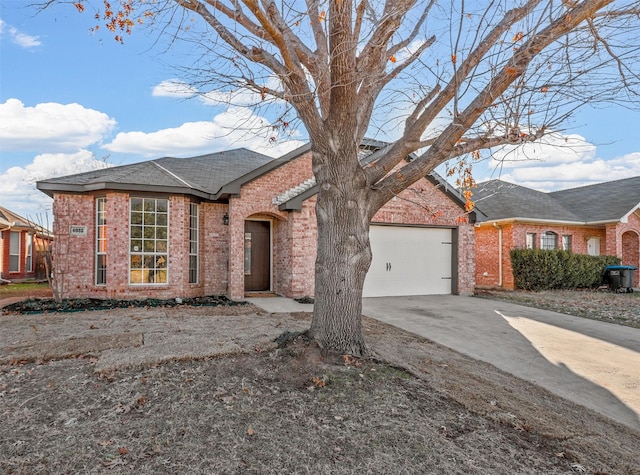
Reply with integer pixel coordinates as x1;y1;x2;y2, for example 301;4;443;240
510;249;620;291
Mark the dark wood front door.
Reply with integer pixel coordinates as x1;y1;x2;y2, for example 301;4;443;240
244;220;271;292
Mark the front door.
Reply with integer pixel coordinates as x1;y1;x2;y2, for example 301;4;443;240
587;237;600;256
244;220;271;292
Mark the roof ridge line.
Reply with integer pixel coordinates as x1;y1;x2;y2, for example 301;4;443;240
150;160;192;188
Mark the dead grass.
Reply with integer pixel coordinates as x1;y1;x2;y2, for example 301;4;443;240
476;288;640;328
1;304;639;474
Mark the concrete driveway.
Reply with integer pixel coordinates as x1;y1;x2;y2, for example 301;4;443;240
362;295;640;431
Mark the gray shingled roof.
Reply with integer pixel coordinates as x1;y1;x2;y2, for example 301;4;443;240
474;177;640;223
37;148;280;201
550;176;640;222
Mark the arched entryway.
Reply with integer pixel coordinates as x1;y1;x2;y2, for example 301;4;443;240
621;230;639;270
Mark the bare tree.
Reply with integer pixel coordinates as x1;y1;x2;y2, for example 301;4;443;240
60;0;639;354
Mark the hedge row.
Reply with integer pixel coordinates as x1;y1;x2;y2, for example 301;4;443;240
510;249;620;291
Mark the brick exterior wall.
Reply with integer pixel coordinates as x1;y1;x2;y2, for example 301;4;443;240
475;213;640;290
51;150;476;300
0;229;45;281
619;212;640;284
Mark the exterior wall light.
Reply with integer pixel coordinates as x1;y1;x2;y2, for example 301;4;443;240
223;213;229;225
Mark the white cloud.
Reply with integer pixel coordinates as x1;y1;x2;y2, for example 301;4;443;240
489;132;597;168
0;18;41;48
500;153;640;191
151;77;284;107
483;130;640;191
0;99;117;152
0;150;111;222
103;106;304;157
151;80;198;98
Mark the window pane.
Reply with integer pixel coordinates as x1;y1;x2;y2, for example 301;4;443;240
144;212;156;225
10;231;19;254
131;212;143;225
131;255;142;269
131;240;142;252
157;201;168;213
144;200;155;212
244;233;252;275
96;255;107;285
157;213;167;226
130;269;143;283
9;232;19;272
131;226;142;239
541;232;557;250
156;240;167;252
143;240;155;252
131;198;143;212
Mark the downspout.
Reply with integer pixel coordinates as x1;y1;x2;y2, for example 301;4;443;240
493;222;503;287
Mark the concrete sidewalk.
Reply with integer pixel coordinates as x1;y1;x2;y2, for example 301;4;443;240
247;294;640;430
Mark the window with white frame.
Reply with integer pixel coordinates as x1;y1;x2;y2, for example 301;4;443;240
526;233;536;249
562;235;572;251
9;231;20;272
26;234;33;272
129;198;168;284
96;198;107;285
189;203;199;284
541;231;558;250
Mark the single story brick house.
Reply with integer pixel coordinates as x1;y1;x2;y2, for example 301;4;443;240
0;206;53;282
473;177;640;290
36;142;477;301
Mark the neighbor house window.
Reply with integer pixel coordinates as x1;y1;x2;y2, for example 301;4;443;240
541;231;558;250
96;198;107;285
26;234;33;272
189;203;199;284
9;231;20;272
526;233;536;250
129;198;169;284
562;235;572;251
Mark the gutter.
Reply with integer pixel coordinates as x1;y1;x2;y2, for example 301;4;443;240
475;217;620;227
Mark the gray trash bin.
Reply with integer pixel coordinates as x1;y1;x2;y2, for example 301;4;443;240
605;265;638;293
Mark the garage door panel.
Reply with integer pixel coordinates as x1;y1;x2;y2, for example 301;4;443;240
363;226;452;297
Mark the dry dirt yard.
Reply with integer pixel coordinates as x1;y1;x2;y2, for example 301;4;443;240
476;288;640;328
1;298;639;474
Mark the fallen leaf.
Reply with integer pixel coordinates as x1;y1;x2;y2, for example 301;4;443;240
118;447;128;455
247;426;255;436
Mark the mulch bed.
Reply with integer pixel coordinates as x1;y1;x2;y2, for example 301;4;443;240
2;295;246;314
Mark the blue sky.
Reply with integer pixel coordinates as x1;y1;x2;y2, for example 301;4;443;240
1;1;639;223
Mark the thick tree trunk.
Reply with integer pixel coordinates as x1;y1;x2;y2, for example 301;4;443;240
308;142;373;356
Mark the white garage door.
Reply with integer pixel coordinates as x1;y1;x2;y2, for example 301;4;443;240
363;225;453;297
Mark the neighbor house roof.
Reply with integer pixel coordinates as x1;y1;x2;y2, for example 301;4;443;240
0;206;52;237
474;176;640;225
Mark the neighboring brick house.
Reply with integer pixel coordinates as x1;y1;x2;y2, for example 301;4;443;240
36;142;477;301
473;177;640;290
0;206;53;282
